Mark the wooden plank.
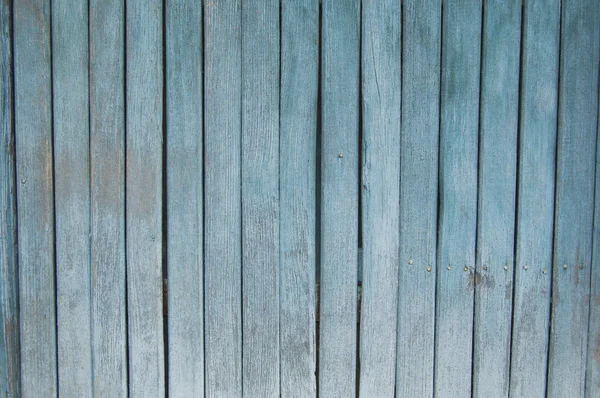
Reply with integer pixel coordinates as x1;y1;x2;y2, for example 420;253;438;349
396;1;441;396
166;0;204;395
279;1;318;396
548;0;600;396
241;1;280;396
473;1;521;397
587;87;600;398
203;1;242;396
319;1;360;396
51;1;92;395
0;0;19;395
13;0;57;395
434;1;481;397
125;0;164;395
359;0;401;396
509;1;560;396
89;0;127;396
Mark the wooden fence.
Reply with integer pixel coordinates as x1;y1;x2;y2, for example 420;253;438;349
1;0;599;397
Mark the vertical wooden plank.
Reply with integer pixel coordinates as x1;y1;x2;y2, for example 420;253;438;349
13;0;57;395
434;1;481;397
280;1;318;396
126;0;164;395
509;1;560;396
359;0;400;396
396;1;441;397
204;1;242;396
0;0;19;395
320;1;360;396
473;1;521;397
89;0;127;396
241;1;280;396
166;0;204;395
51;1;92;395
548;0;600;396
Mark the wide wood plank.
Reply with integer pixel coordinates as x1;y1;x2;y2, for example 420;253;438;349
52;1;92;395
319;1;360;396
359;0;400;396
0;0;19;395
89;0;127;396
279;1;318;397
509;1;560;397
434;1;481;397
547;1;600;396
166;0;204;395
396;1;441;397
13;0;57;395
125;0;165;395
241;1;280;396
203;1;242;396
473;1;521;397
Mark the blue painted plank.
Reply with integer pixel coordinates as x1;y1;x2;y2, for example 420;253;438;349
280;1;318;396
319;1;360;396
166;0;204;395
509;1;560;397
0;0;19;395
13;0;57;395
203;1;243;396
241;1;280;396
472;2;521;397
125;0;165;395
548;1;599;396
89;0;127;396
434;1;481;397
396;1;441;397
51;1;92;395
359;0;400;396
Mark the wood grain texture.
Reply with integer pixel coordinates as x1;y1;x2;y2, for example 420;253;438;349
319;1;360;396
89;0;127;396
166;0;204;396
241;1;280;396
125;0;164;395
51;1;92;395
359;0;400;396
472;2;521;397
0;0;19;395
396;1;441;397
548;1;600;396
434;1;481;397
203;1;242;396
509;1;560;397
279;1;318;396
13;0;57;395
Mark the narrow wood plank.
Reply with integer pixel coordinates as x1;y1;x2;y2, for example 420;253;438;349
13;0;57;395
166;0;204;395
587;90;600;398
548;1;600;396
280;1;318;396
396;1;441;396
89;0;127;396
51;1;92;395
125;0;164;395
204;1;242;396
241;1;280;396
359;0;401;396
509;1;560;396
434;1;481;396
0;0;19;395
473;1;521;397
320;1;360;396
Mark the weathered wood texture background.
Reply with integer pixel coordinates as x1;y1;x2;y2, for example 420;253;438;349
1;0;599;397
